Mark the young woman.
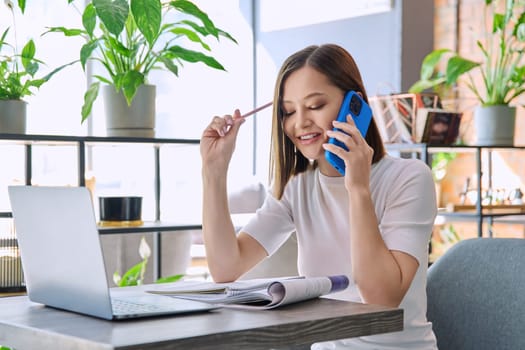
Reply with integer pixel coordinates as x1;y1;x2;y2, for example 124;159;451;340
200;44;438;349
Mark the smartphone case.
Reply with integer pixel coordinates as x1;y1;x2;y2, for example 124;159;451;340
325;91;372;175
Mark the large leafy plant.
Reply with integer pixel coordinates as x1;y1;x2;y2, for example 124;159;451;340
47;0;237;123
0;0;73;100
410;0;525;106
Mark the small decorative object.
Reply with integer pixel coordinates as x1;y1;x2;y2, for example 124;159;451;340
98;196;143;226
509;188;523;205
458;177;470;205
47;0;237;136
409;0;525;146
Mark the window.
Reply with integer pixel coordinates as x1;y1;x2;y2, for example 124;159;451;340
1;0;256;215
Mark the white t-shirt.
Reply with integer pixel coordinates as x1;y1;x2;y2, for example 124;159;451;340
242;155;438;349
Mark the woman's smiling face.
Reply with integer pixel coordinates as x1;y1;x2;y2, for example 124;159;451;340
281;65;345;174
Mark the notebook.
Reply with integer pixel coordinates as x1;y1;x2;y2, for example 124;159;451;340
8;185;217;320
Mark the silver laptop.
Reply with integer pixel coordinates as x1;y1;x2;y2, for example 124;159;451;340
8;185;217;320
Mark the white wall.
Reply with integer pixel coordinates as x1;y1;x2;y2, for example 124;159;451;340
250;0;434;181
2;0;433;187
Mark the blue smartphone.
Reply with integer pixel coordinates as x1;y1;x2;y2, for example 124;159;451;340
325;91;373;175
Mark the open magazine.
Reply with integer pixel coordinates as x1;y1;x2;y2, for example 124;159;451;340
147;275;350;310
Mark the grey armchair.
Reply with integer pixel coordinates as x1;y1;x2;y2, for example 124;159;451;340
427;238;525;350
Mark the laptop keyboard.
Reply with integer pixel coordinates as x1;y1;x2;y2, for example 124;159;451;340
112;298;168;314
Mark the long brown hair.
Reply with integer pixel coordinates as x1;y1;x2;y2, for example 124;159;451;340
270;44;386;199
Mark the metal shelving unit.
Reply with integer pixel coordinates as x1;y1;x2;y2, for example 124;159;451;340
0;133;201;292
386;143;525;237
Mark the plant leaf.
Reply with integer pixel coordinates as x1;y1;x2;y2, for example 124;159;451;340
493;13;505;33
20;39;36;72
167;45;225;70
40;60;79;83
170;27;210;51
93;74;113;85
170;0;219;37
0;28;9;51
106;34;134;58
121;70;144;105
515;21;525;41
118;261;144;287
420;48;451;80
83;3;97;37
131;0;161;47
408;77;446;93
156;274;184;284
445;56;480;85
511;65;525;83
17;0;25;13
217;28;237;44
21;39;38;76
43;26;85;37
25;78;46;89
93;0;129;36
158;55;179;76
178;19;209;37
81;81;100;123
80;40;99;70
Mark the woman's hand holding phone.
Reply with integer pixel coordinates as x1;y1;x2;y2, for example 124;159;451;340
324;91;373;176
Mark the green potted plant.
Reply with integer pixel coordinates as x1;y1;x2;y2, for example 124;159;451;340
113;236;183;286
0;0;74;134
47;0;237;137
409;0;525;146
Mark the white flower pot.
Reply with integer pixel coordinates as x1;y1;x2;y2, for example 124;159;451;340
103;84;156;137
474;105;515;146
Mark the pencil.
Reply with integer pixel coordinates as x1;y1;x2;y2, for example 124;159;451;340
241;101;273;118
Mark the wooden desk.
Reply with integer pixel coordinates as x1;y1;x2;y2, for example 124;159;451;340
0;296;402;350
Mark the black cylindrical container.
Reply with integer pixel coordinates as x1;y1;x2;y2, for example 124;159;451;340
99;196;142;223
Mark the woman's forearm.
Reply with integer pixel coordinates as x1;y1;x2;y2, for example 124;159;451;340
201;169;243;282
348;188;416;307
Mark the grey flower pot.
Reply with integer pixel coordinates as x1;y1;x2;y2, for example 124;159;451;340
0;100;27;134
103;84;156;137
474;105;516;146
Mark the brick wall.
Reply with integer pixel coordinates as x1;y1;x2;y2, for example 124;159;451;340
433;0;525;241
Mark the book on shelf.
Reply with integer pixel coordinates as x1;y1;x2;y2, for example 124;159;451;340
369;92;441;143
415;108;462;144
147;275;350;310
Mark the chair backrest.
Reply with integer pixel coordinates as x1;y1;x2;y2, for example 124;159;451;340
427;238;525;350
